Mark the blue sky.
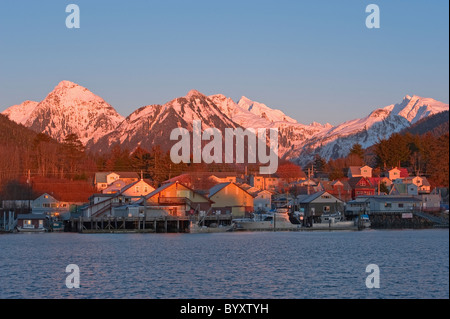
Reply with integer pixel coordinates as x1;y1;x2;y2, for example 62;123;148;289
0;0;448;125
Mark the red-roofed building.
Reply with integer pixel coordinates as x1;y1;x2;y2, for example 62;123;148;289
348;177;376;199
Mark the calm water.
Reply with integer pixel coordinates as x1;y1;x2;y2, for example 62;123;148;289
0;229;448;299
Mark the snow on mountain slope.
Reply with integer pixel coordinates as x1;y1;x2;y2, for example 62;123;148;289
90;90;240;154
385;95;449;124
288;95;449;165
237;96;298;124
3;81;447;168
2;100;39;125
3;81;125;145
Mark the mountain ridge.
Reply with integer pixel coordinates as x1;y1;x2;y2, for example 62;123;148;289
2;81;448;165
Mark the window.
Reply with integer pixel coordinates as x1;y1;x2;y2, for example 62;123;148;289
23;220;34;229
135;186;140;193
385;203;392;208
323;206;330;212
398;203;404;208
144;187;148;193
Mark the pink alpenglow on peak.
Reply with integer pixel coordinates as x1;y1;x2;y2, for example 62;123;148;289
2;80;125;145
2;100;39;125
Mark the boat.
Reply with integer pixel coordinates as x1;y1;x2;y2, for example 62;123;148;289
232;211;302;231
51;220;65;232
355;214;371;229
189;221;234;233
16;225;48;233
311;212;357;230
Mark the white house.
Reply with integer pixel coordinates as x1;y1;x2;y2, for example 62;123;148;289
251;190;272;212
31;193;70;219
348;165;373;178
94;172;140;191
387;168;401;181
119;179;155;197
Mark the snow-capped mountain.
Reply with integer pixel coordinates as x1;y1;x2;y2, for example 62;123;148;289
2;100;39;125
287;95;449;165
2;81;124;145
90;89;240;153
386;95;448;124
2;81;448;168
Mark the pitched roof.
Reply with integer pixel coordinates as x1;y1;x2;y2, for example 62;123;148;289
298;191;343;204
208;182;255;198
348;166;361;176
298;191;327;204
208;182;231;197
119;179;154;194
348;177;374;188
143;181;212;203
145;181;177;200
95;172;139;183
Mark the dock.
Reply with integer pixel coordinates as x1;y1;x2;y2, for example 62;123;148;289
67;215;233;234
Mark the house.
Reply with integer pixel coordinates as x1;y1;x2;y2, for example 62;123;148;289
250;189;273;212
16;214;48;231
249;175;281;191
164;172;237;190
345;197;371;218
419;190;441;213
348;165;373;178
403;176;431;194
94;172;140;191
144;181;213;217
83;193;135;218
318;180;352;202
208;182;254;217
119;179;155;197
390;183;419;196
348;177;376;199
101;180;127;194
31;193;71;219
386;168;401;181
297;191;345;223
353;195;422;214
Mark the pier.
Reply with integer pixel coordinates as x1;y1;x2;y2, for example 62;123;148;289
66;215;233;234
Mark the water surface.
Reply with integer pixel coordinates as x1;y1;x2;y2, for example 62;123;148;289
0;229;448;299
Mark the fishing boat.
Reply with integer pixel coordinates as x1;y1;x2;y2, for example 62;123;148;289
232;211;302;231
311;212;357;230
355;214;371;229
189;221;234;233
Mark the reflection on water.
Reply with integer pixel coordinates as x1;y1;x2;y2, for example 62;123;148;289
0;230;448;299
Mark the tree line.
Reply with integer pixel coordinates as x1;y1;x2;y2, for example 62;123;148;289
308;132;449;188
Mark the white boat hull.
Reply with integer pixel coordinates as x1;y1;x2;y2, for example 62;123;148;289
233;220;302;231
16;227;48;233
311;221;357;230
189;224;234;233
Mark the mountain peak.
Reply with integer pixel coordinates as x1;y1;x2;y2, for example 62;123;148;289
55;80;80;90
185;89;205;99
